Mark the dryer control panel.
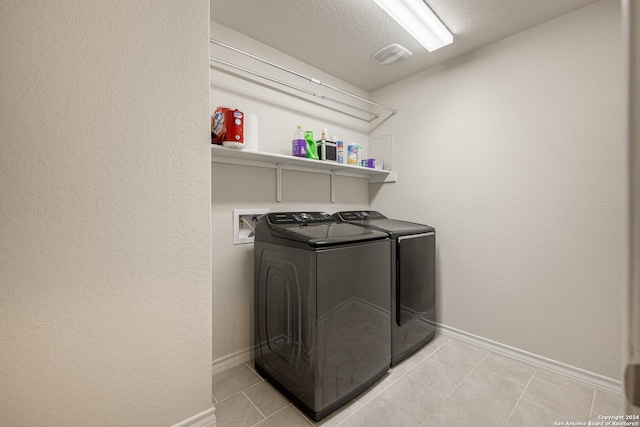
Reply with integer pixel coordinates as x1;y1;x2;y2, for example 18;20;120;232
336;211;387;221
267;212;336;225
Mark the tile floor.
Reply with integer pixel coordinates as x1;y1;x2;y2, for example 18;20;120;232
212;335;621;427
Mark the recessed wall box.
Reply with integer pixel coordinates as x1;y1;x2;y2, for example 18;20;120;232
233;208;269;245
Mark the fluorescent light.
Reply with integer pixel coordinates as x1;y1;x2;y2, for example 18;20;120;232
372;0;453;52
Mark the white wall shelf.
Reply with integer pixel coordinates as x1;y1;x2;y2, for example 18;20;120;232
211;145;396;202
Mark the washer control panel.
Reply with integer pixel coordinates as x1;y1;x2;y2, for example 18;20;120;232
268;212;335;225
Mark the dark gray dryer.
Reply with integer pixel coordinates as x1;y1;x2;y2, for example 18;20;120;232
334;211;436;366
253;212;391;421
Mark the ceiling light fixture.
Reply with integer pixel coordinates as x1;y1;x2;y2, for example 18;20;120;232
372;0;453;52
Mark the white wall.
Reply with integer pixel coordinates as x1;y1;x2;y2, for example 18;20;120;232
210;22;374;153
210;23;372;365
370;0;624;380
0;2;212;426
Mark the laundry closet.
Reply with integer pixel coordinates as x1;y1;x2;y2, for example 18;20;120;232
2;0;636;425
209;0;626;406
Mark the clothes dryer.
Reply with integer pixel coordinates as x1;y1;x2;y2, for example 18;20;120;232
253;212;391;421
334;211;436;366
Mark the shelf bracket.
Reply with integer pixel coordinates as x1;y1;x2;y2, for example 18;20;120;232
330;171;336;203
276;163;284;202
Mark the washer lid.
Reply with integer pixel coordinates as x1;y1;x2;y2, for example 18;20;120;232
267;212;388;247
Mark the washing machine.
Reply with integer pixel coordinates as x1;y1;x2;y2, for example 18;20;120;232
334;211;436;366
253;212;391;421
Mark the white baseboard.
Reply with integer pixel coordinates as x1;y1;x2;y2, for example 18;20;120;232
436;323;622;395
211;324;622;395
172;406;216;427
212;347;252;376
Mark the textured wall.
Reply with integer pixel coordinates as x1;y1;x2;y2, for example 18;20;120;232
210;21;373;153
210;23;373;363
211;166;371;363
370;0;624;379
0;1;212;425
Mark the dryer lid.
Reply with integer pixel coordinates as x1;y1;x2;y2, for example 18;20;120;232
334;211;434;236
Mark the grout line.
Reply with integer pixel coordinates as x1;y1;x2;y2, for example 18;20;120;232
347;398;364;413
437;324;621;394
405;357;461;392
287;403;315;426
214;390;245;405
344;410;357;426
502;368;537;427
418;339;450;367
521;373;594;420
244;361;264;379
531;373;595;398
332;397;366;426
438;349;530;425
243;390;268;420
231;336;602;426
250;404;293;427
387;360;416;385
473;363;535;387
418;335;451;358
357;378;395;406
442;351;490;400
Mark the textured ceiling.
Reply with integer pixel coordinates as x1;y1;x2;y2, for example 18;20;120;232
210;0;598;91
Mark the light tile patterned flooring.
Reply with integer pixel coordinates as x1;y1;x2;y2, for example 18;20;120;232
212;335;621;427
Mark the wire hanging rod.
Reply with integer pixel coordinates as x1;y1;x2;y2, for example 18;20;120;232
209;56;380;121
209;38;398;118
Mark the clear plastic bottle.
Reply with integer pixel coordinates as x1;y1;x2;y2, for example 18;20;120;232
292;125;306;157
318;129;328;160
